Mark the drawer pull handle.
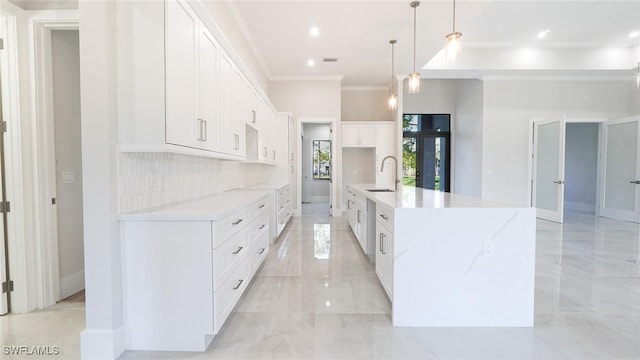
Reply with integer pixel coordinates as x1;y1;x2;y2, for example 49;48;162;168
380;214;389;220
258;248;265;255
232;219;243;225
233;279;244;290
258;204;266;209
232;246;243;255
258;224;266;230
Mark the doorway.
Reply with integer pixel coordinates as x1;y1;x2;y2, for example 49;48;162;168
402;114;451;192
301;123;331;216
50;29;84;300
531;117;607;223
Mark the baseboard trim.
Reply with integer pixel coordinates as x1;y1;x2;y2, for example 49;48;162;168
81;325;126;359
60;270;85;299
564;201;595;213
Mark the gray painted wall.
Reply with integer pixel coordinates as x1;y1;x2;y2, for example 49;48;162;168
454;80;484;197
564;123;599;212
51;30;84;299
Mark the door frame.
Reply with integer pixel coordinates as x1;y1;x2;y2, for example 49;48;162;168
528;116;606;222
32;18;80;308
296;117;338;216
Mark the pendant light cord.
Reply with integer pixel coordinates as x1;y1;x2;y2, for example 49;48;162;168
452;0;456;32
413;4;417;72
391;42;395;91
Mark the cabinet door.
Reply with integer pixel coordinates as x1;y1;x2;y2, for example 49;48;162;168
375;221;386;287
165;0;199;148
198;26;219;151
218;52;234;154
384;227;394;299
359;125;376;147
231;69;246;157
257;100;269;161
342;124;359;147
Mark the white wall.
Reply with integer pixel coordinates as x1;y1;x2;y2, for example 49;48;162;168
51;29;84;299
483;80;631;205
564;123;599;212
342;147;375;205
341;87;392;121
269;79;343;212
301;123;331;202
453;80;483;197
403;79;457;114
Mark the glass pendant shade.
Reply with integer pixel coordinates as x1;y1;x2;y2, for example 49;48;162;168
445;32;462;61
408;72;420;93
388;94;398;110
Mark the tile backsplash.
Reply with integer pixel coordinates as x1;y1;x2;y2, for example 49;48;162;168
118;152;273;213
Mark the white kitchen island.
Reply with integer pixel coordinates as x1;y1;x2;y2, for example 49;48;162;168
347;184;536;327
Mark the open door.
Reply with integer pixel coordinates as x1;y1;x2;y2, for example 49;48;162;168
599;116;640;223
532;117;566;223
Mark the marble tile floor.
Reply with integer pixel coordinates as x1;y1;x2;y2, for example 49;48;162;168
1;210;639;359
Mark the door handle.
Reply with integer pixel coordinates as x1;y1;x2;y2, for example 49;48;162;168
553;180;564;184
630;181;640;184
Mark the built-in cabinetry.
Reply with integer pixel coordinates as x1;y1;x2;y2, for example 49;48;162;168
346;185;375;261
119;0;278;162
276;184;293;236
342;123;376;147
375;202;394;300
121;192;271;351
342;122;397;188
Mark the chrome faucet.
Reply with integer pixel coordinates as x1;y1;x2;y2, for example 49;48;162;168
380;155;400;191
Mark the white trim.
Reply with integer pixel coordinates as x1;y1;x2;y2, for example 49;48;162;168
29;14;79;310
60;270;84;299
564;201;596;213
80;326;126;360
341;86;388;91
270;75;344;82
297;117;339;217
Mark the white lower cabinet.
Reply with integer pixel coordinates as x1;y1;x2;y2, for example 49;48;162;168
375;203;394;300
276;184;292;236
121;193;270;351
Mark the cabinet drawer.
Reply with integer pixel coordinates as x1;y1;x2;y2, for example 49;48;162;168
250;230;269;274
212;227;249;291
212;207;249;249
277;203;291;225
247;197;269;219
376;204;394;230
213;256;250;334
249;213;269;244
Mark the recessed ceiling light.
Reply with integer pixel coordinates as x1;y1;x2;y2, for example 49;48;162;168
630;31;640;38
537;30;550;39
310;27;320;37
307;59;315;67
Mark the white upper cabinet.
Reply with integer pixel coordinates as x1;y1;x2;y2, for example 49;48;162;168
198;26;220;152
342;123;376;147
119;0;278;162
165;0;199;149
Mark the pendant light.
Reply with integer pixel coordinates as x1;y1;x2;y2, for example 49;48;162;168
445;0;462;61
408;1;421;93
388;40;398;110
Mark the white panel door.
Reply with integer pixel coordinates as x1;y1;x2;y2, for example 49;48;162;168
599;116;640;222
198;26;219;151
532;118;566;223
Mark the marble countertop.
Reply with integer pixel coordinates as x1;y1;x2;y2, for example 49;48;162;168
348;184;527;209
119;190;270;221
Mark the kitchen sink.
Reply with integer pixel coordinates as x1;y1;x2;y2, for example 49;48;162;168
367;189;395;192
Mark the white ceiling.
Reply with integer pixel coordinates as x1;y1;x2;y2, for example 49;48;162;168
228;0;640;86
8;0;639;86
